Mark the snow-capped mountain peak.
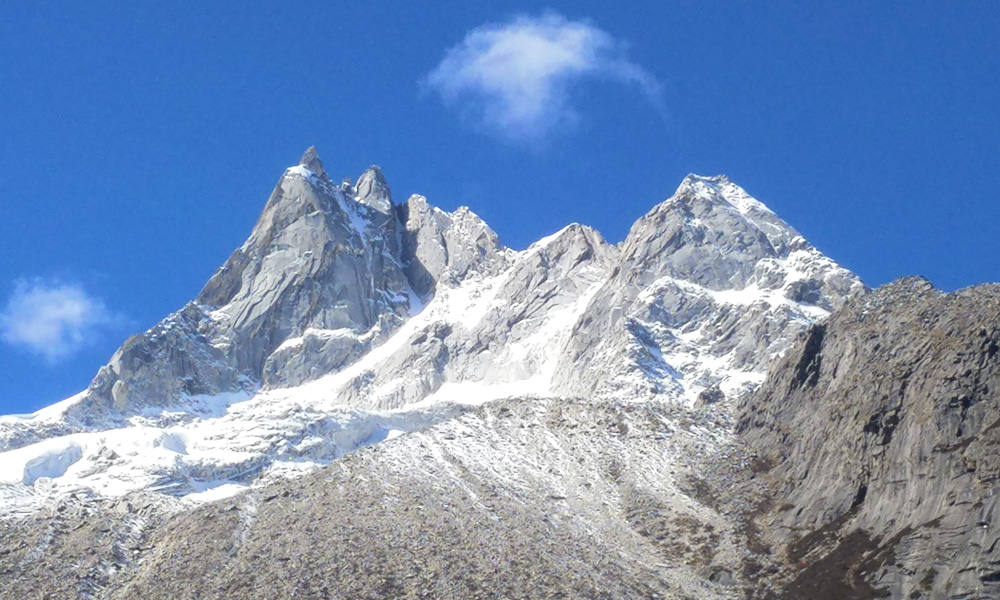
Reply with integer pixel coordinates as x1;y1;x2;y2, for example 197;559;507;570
551;172;864;403
0;155;863;519
677;173;776;217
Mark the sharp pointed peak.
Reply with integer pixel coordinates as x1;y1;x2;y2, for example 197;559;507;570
356;165;389;192
355;164;393;213
672;173;773;217
298;146;327;179
359;164;386;180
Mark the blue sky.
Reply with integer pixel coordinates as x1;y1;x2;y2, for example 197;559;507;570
1;1;998;413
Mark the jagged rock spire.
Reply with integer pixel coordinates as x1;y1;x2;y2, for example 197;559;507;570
355;165;392;214
299;146;327;179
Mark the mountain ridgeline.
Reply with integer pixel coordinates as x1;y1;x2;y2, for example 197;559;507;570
1;148;994;599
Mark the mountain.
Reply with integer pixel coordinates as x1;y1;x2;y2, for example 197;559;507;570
0;148;861;520
552;174;862;403
0;148;880;598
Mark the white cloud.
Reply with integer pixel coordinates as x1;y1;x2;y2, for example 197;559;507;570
425;12;663;144
0;279;124;363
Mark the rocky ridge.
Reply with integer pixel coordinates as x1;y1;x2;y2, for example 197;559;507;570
553;174;864;404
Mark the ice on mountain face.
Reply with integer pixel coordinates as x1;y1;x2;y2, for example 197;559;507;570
20;443;84;486
0;386;465;517
0;158;864;519
285;165;315;179
0;393;87;423
0;393;88;454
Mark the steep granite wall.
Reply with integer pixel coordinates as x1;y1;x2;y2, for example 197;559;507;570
740;277;1000;599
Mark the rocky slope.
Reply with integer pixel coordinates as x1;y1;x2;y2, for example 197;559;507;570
0;397;768;600
738;277;1000;599
7;274;999;599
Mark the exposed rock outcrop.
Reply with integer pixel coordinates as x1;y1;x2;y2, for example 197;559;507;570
398;195;510;299
353;165;393;214
739;277;1000;599
79;149;412;416
67;149;517;420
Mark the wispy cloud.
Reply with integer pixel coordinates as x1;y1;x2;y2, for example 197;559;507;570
425;12;664;144
0;279;126;363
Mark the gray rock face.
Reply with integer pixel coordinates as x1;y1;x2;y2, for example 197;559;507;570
197;151;410;372
260;328;367;389
552;174;865;403
398;195;510;299
80;148;417;415
298;145;327;179
0;166;864;477
74;303;243;425
70;169;861;427
738;277;1000;599
353;165;392;214
5;157;920;600
63;149;521;422
334;223;617;410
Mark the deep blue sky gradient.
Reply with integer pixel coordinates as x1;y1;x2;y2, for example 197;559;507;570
1;1;998;412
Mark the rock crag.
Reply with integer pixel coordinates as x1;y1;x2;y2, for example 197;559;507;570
739;277;1000;599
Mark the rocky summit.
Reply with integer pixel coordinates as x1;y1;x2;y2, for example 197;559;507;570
0;148;992;599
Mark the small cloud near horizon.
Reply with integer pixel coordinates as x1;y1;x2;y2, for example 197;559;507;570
0;278;127;364
424;12;664;145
